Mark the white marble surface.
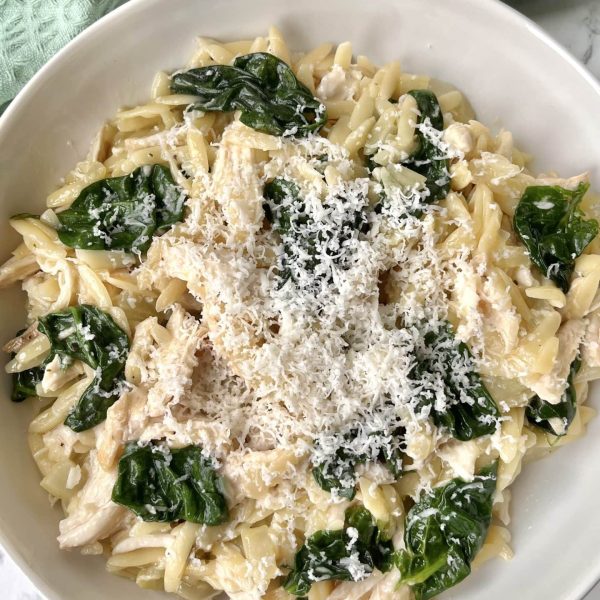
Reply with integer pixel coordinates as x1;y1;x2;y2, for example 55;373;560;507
1;1;600;598
506;0;600;78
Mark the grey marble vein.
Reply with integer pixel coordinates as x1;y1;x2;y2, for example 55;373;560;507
507;0;600;79
581;3;599;65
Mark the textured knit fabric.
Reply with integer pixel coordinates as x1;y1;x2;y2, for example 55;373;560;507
0;0;128;108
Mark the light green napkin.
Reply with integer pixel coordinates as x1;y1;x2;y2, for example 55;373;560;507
0;0;128;110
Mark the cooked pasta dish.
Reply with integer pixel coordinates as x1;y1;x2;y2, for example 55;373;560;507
2;28;600;600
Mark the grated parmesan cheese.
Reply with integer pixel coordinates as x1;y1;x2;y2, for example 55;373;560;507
133;123;497;489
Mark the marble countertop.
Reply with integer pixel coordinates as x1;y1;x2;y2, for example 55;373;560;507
506;0;600;78
1;0;599;598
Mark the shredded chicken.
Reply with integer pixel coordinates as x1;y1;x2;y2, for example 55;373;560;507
316;64;362;101
443;123;474;154
210;122;264;243
97;391;132;470
40;355;85;394
145;305;204;417
57;451;126;549
438;439;479;482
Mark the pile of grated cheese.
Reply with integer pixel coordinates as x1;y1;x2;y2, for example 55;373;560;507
138;121;483;480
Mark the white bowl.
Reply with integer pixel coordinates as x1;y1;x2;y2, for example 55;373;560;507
1;0;600;598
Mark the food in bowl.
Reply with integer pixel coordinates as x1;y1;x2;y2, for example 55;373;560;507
1;27;598;600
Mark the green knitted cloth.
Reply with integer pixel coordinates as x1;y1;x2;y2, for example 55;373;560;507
0;0;128;110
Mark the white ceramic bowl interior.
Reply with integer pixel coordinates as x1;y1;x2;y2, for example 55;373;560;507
1;0;600;598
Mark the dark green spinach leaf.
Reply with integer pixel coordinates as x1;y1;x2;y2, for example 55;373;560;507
36;305;129;431
112;441;228;525
526;357;580;436
9;327;45;402
395;462;497;600
284;505;393;596
12;364;44;402
312;446;361;500
312;427;405;499
56;164;186;253
263;178;305;237
402;90;449;203
513;183;598;292
413;323;499;441
264;177;367;288
171;52;327;137
263;177;311;287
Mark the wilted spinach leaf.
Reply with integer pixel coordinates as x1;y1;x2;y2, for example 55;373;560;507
12;364;44;402
264;177;367;288
412;323;499;441
402;90;449;203
263;178;304;236
36;305;129;431
56;164;186;253
112;441;228;525
9;327;46;402
514;183;598;292
284;505;393;596
395;462;497;600
171;52;327;137
526;357;580;436
312;446;362;500
312;427;405;499
264;178;311;286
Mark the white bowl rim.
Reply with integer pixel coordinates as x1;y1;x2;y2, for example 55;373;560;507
1;0;600;598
